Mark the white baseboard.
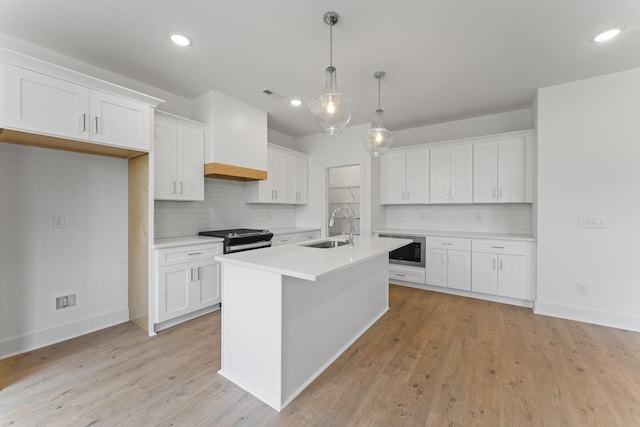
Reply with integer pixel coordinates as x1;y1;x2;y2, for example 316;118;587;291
0;308;129;360
534;301;640;332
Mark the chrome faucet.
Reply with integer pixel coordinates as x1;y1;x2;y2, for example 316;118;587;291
329;207;355;247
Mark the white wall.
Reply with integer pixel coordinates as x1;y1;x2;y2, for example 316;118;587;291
0;143;129;359
392;108;532;147
535;68;640;331
268;129;298;151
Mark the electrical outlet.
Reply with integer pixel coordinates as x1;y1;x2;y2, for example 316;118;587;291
577;283;588;296
577;217;606;229
52;215;65;229
55;294;77;310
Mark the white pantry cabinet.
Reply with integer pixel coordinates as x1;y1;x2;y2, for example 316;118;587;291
430;144;473;204
380;147;430;204
154;112;205;201
425;237;471;290
156;242;222;326
473;137;525;203
471;239;533;300
245;144;308;204
2;64;152;151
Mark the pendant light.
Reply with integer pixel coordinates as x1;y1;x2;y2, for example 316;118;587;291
362;71;393;156
308;11;354;135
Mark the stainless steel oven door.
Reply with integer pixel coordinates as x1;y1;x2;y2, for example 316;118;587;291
378;234;426;267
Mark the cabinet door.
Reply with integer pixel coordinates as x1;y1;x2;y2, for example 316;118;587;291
158;263;192;322
283;155;297;204
192;260;221;309
425;248;448;287
4;65;90;140
154;119;178;200
406;148;430;203
380;151;407;204
497;254;527;299
471;252;498;295
450;145;473;203
293;156;308;204
178;125;205;201
473;141;498;203
498;138;525;203
90;90;151;150
271;150;288;202
447;250;471;290
429;147;451;204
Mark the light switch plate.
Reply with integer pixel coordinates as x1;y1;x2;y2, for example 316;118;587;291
577;217;606;229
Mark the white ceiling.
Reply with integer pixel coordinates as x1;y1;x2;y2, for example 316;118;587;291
1;0;639;137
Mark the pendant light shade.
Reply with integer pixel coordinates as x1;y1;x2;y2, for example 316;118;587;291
362;71;393;156
309;12;354;135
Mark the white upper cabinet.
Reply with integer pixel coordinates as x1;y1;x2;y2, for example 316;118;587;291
380;147;429;204
154;112;205;201
245;144;308;204
430;144;472;203
474;137;525;203
2;63;153;152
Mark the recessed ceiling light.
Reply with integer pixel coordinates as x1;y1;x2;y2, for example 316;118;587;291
170;33;191;47
290;99;302;107
594;28;621;42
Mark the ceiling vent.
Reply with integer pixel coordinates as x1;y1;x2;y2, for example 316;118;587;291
262;89;283;99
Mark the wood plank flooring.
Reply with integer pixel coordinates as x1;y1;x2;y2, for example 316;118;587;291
2;285;640;426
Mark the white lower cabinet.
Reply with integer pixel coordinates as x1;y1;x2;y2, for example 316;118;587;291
389;264;426;284
425;238;471;290
471;239;530;299
156;242;222;326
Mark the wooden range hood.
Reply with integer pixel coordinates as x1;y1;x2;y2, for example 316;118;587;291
204;162;267;181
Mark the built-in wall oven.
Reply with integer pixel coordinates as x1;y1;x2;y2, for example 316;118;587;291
378;234;425;267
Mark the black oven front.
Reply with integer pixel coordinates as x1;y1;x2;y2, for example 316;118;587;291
378;234;425;267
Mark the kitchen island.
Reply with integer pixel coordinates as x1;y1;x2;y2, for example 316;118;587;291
215;235;411;411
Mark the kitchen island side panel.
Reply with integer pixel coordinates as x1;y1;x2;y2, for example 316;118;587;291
281;254;390;407
218;263;283;410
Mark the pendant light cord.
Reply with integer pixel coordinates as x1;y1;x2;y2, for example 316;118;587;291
378;76;381;110
329;24;333;67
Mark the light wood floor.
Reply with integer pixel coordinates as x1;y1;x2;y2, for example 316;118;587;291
2;285;640;426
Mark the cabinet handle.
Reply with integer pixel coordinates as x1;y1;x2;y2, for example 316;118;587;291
94;117;99;134
187;252;202;256
491;246;505;249
445;189;449;198
500;259;503;271
395;273;406;277
451;189;455;199
196;267;201;281
275;190;278;199
406;191;410;200
81;113;87;132
442;242;453;246
441;255;446;265
180;182;183;195
493;259;496;270
173;181;177;194
190;268;194;281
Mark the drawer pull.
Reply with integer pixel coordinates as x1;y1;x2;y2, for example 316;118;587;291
442;242;453;246
187;252;202;256
395;273;406;277
491;246;505;249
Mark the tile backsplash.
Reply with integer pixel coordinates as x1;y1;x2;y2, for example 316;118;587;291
385;204;531;234
154;178;296;239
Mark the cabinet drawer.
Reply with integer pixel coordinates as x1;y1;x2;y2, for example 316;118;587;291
157;243;222;266
272;234;297;246
426;237;471;251
296;231;321;243
472;239;527;255
388;265;426;284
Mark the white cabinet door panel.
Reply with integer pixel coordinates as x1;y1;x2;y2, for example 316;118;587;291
178;125;205;201
90;90;151;150
497;254;527;299
471;252;498;295
429;147;451;204
4;65;90;140
380;150;407;204
193;261;221;309
498;138;525;203
406;148;430;203
450;145;473;203
473;141;498;203
426;248;448;287
154;119;179;200
158;264;191;322
447;250;471;290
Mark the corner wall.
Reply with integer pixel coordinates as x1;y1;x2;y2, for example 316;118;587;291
535;68;640;331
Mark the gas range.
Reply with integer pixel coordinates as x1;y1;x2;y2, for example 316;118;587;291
198;228;273;254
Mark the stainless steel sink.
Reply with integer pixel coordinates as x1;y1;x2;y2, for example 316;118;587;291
301;240;349;249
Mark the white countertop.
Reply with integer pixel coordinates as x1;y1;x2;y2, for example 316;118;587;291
215;235;411;282
154;235;223;249
269;227;321;235
374;228;536;241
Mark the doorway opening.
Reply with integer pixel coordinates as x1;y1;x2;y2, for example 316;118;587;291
327;164;361;237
